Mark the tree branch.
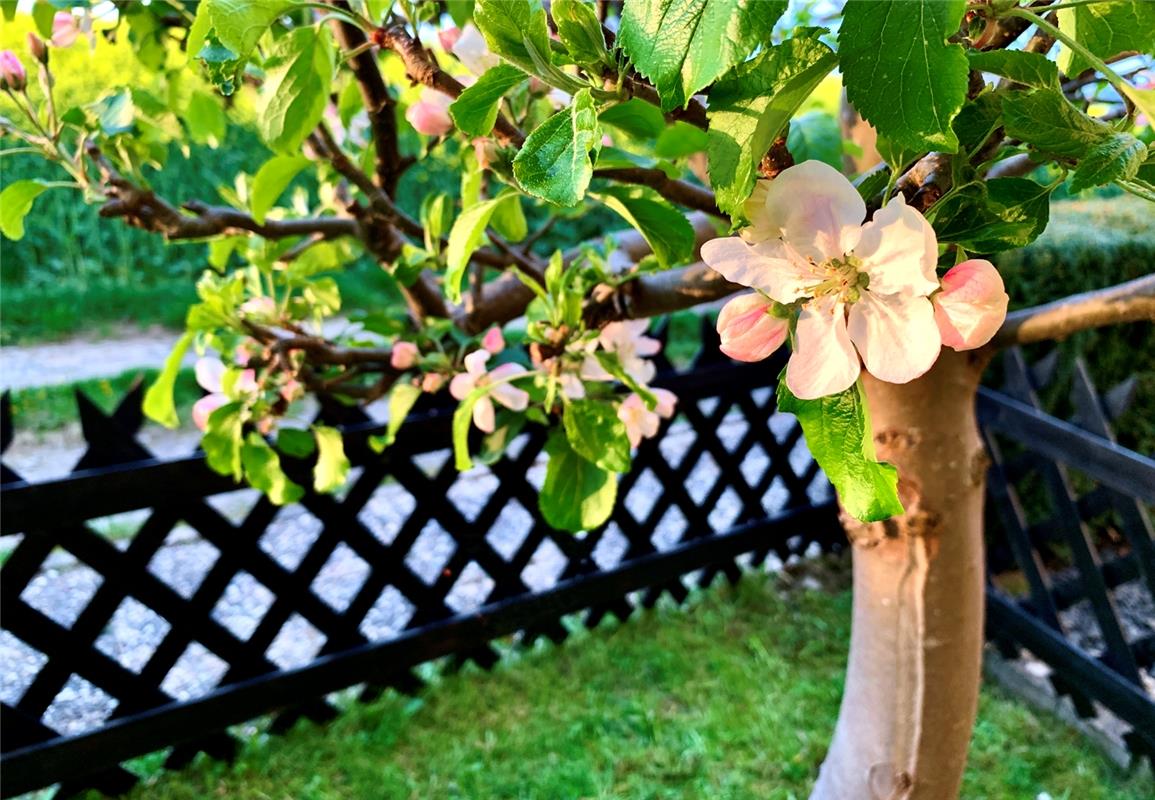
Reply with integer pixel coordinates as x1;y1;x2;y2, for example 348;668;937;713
991;275;1155;348
593;167;724;218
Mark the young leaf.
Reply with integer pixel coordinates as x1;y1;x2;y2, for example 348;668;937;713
188;0;302;91
256;27;334;155
552;0;610;70
184;89;228;147
592;185;695;269
143;332;195;429
618;0;787;111
539;431;618;532
776;379;903;523
490;192;528;242
563;399;632;473
931;178;1052;252
513;88;601;206
1069;133;1147;193
313;425;350;493
445;193;523;302
474;0;566;86
598;98;666;140
839;0;968;152
707;33;836;218
1056;2;1155;79
787;111;843;169
242;433;305;505
202;402;245;479
1001;88;1111;158
276;427;316;459
967;50;1060;90
449;64;526;138
369;382;423;453
0;180;53;241
250;155;310;224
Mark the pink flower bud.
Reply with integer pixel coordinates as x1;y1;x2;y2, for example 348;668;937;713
51;12;79;48
0;51;26;91
235;369;260;395
438;26;462;53
391;341;419;370
933;259;1009;351
473;137;499;170
27;33;47;64
481;326;505;354
405;89;453;136
280;378;304;403
422;372;445;393
716;292;788;363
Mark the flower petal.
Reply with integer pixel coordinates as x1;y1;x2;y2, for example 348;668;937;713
700;236;819;304
653;388;678;419
853;195;939;296
195;357;226;393
716;292;789;362
786;297;860;399
848;292;941;385
933;259;1009;351
472;396;496;433
449;372;476;401
192;394;226;432
464;349;491;375
756;160;866;261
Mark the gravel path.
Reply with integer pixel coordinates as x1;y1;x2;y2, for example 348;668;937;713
0;328;186;391
0;403;832;738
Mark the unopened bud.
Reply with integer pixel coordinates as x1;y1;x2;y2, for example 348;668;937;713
0;50;27;92
27;33;47;65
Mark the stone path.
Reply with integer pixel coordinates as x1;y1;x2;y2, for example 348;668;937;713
0;327;186;392
0;403;833;738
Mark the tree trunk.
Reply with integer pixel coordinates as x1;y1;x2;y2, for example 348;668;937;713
810;349;991;800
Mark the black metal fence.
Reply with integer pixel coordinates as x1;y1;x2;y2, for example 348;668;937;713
0;327;1151;797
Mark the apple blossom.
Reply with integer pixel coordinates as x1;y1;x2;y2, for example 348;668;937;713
193;357;258;431
933;259;1009;351
581;320;661;386
450;24;500;76
27;34;47;64
716;292;789;363
51;12;79;48
482;326;505;354
438;27;462;53
701;160;944;400
422;372;446;393
449;350;530;434
618;389;678;448
391;341;419;370
406;88;454;136
0;51;26;91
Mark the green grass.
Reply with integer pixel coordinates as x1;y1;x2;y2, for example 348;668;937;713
7;367;200;433
99;575;1150;800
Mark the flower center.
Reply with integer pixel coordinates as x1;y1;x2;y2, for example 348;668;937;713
808;254;869;303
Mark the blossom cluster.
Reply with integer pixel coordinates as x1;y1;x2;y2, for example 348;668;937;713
702;161;1009;399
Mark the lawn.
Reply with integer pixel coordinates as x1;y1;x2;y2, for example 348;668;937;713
97;573;1151;800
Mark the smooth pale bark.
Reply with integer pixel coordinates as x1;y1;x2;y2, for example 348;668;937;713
811;349;990;800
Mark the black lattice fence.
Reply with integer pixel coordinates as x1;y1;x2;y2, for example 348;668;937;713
981;346;1155;765
0;322;845;798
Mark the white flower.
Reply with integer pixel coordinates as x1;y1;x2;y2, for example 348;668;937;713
581;320;661;386
192;357;258;431
701;160;942;399
618;389;677;448
451;24;501;76
449;350;530;434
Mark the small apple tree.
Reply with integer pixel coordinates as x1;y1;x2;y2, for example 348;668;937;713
3;1;1153;797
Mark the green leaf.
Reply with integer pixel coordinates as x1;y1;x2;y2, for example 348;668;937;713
276;427;316;458
256;27;334;155
449;64;526;138
369;382;423;453
706;33;837;218
563;399;632;473
250;155;310;224
951;93;1003;156
1001;88;1111;158
490;192;528;242
539;431;618;532
876;135;922;174
313;425;350;493
553;0;610;70
776;379;902;523
654;122;708;159
445;193;523;303
1069;132;1147;193
184;89;228;147
931;178;1053;253
143;332;195;429
839;0;968;152
203;402;245;478
189;0;301;63
0;180;53;241
242;433;305;505
592;185;694;269
513;88;601;206
1057;1;1155;78
787;111;843;169
967;50;1060;90
618;0;787;111
90;91;136;136
598;98;665;140
474;0;567;86
32;1;55;36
